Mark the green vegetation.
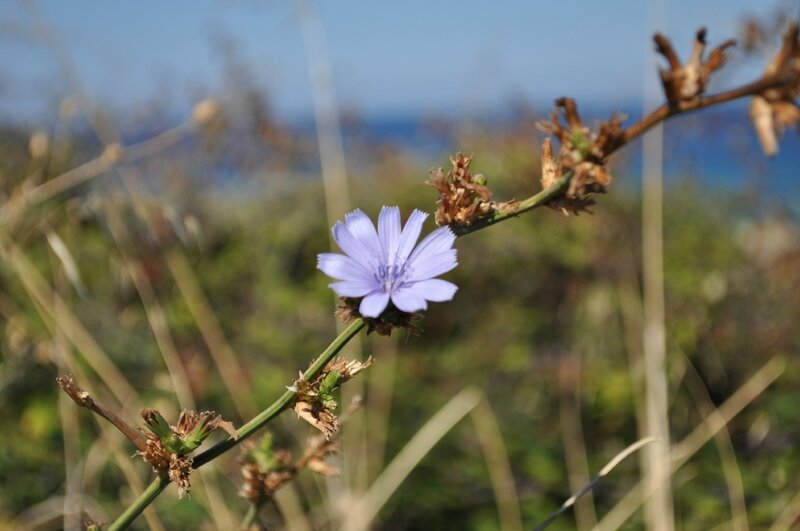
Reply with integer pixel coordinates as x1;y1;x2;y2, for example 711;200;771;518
1;107;799;530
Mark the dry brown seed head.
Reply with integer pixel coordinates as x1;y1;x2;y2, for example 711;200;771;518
427;153;496;227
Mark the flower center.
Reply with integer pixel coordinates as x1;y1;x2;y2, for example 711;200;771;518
375;263;410;293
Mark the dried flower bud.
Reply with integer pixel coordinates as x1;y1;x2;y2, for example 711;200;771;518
289;357;373;439
750;95;779;155
654;28;736;104
304;435;340;478
336;296;422;336
238;434;295;502
427;153;509;227
84;519;106;531
749;23;800;155
540;138;559;189
538;98;620;201
137;408;236;497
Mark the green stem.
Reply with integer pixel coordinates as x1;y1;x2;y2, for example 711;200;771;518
240;502;260;530
452;174;572;237
194;318;364;467
108;319;364;530
107;475;168;531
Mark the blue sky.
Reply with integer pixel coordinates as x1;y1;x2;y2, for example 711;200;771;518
0;1;792;122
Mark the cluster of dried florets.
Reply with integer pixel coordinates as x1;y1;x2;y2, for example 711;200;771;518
239;433;339;504
427;153;515;227
336;296;421;336
654;27;736;104
137;409;236;497
238;434;294;503
537;98;625;215
289;356;373;439
750;23;800;155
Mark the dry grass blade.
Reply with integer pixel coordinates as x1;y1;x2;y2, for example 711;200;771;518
165;249;256;419
558;357;597;530
534;437;658;531
594;356;786;531
105;211;196;411
340;388;483;531
470;397;523;531
0;236;138;406
0;118;197;226
767;489;800;531
45;228;87;297
681;353;749;531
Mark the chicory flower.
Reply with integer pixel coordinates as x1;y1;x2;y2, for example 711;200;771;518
317;207;458;318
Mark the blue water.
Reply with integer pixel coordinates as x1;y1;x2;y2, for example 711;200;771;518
109;103;799;201
341;106;800;203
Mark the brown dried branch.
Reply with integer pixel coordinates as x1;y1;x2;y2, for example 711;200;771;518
56;375;147;452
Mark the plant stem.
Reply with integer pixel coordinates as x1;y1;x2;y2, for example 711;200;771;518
107;476;169;531
107;318;364;530
193;318;364;467
240;503;260;530
452;174;572;237
453;71;796;239
622;72;798;145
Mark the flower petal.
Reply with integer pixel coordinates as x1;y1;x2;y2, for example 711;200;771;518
344;209;382;259
329;280;378;298
378;206;401;264
396;209;428;264
317;253;374;281
409;279;458;302
407;249;458;281
359;291;391;318
407;225;456;266
333;220;377;268
390;287;428;313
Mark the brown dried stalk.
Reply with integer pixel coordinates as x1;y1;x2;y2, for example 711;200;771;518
56;375;147;452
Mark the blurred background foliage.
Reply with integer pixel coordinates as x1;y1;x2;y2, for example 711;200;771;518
1;4;800;531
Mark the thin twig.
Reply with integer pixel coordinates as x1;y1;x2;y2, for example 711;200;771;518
56;376;147;452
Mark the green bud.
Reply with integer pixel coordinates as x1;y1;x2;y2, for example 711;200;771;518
473;173;488;186
320;370;342;395
141;409;172;440
569;130;592;160
162;434;189;455
252;433;280;472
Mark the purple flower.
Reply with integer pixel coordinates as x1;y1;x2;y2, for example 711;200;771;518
317;207;458;318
